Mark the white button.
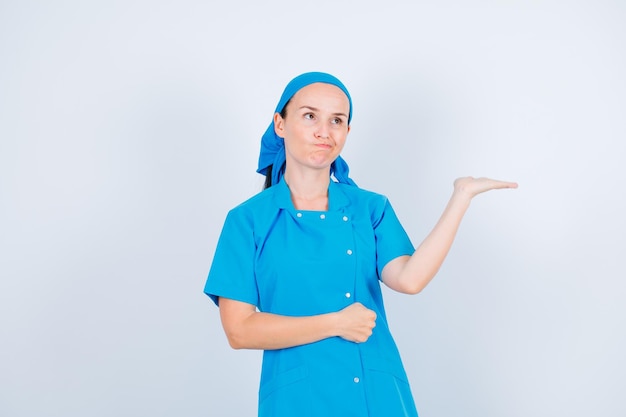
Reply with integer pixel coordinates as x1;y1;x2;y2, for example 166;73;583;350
345;292;351;298
343;216;349;221
296;213;302;218
346;249;353;255
320;214;326;220
353;377;360;383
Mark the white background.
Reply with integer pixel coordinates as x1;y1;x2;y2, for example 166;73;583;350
1;1;624;416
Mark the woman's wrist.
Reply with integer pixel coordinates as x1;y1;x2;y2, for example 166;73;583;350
325;311;341;339
449;188;473;209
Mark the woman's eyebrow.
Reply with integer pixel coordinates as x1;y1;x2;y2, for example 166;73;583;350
298;105;348;118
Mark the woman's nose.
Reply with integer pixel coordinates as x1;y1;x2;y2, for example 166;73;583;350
315;123;330;139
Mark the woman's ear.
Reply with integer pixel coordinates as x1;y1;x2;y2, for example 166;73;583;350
273;112;285;137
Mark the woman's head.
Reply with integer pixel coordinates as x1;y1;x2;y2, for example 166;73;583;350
257;72;356;188
274;82;351;182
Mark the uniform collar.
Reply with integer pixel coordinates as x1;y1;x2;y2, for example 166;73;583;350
274;177;350;211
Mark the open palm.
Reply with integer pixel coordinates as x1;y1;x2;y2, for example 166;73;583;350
454;176;518;199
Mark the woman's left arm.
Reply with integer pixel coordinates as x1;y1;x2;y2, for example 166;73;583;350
381;176;517;294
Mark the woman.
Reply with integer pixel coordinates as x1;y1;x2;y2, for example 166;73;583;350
204;72;517;416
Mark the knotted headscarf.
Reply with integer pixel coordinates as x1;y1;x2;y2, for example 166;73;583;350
256;72;357;187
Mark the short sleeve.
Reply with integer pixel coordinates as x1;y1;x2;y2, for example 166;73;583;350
374;199;415;277
204;209;259;307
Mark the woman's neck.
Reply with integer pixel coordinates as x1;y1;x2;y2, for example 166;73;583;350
284;168;330;211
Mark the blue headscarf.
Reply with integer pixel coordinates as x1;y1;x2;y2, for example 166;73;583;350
256;72;357;187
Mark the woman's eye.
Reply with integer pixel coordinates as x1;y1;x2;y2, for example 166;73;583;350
304;113;315;120
331;118;343;125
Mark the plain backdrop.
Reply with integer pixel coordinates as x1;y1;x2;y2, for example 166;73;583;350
1;1;625;416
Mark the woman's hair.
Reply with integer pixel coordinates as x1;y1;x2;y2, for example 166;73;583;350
279;99;290;119
263;100;292;190
263;165;273;190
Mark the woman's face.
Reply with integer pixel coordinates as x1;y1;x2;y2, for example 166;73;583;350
274;82;351;176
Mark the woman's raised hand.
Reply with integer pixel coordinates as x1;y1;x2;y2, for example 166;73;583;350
453;176;518;199
334;302;377;344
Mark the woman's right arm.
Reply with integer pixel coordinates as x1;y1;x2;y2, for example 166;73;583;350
219;297;377;350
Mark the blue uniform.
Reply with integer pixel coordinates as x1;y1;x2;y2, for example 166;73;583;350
205;178;419;417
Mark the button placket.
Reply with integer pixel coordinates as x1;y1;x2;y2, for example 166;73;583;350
340;211;356;304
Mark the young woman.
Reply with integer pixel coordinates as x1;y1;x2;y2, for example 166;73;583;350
204;72;517;416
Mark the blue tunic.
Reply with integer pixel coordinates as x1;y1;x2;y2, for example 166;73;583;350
205;178;419;417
